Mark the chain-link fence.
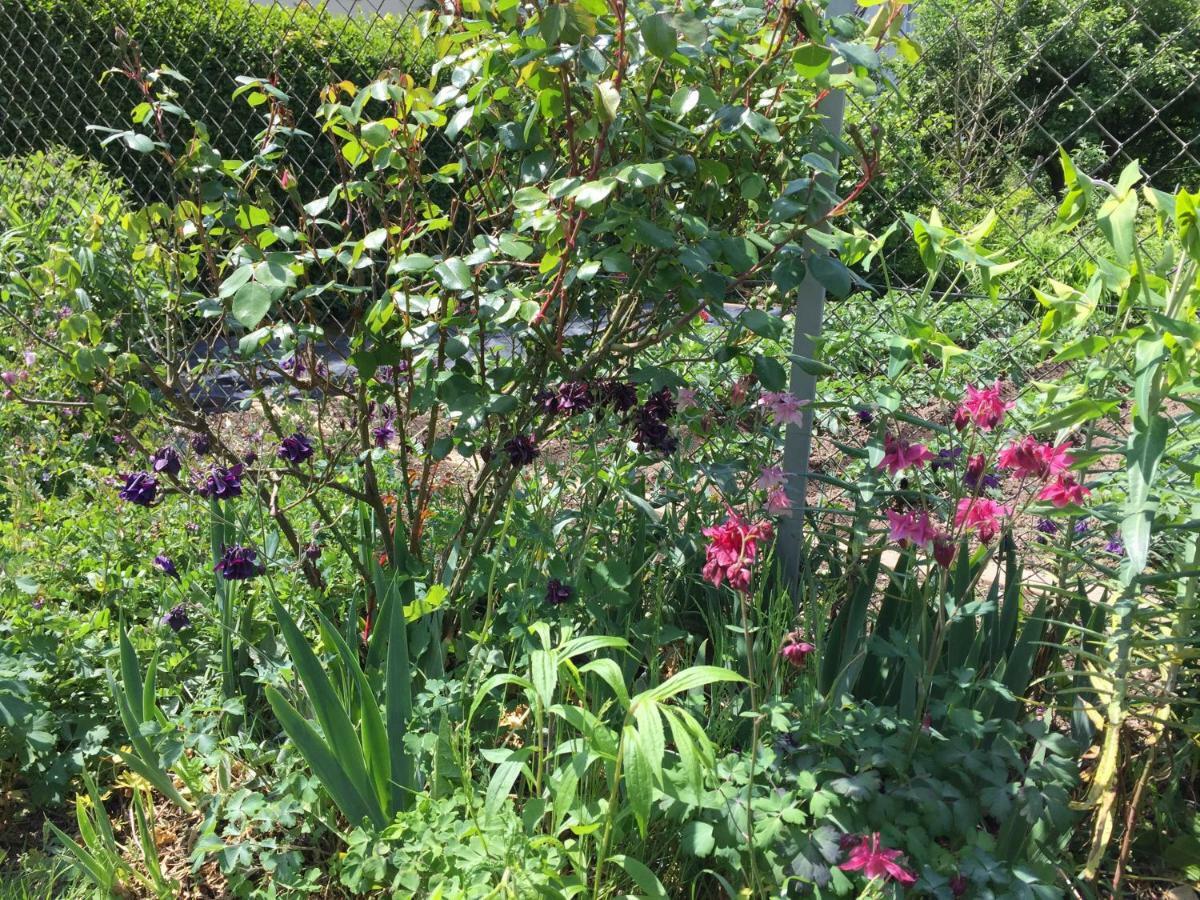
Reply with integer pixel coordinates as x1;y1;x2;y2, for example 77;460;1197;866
0;0;1196;483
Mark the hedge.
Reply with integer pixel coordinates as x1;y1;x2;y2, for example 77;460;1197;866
0;0;436;200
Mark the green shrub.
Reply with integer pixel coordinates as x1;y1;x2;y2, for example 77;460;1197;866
0;0;435;200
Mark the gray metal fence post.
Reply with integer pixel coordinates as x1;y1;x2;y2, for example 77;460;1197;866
778;0;854;593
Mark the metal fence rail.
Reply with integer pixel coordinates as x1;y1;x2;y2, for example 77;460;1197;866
0;0;1196;526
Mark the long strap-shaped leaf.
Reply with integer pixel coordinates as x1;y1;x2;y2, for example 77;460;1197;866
263;686;385;829
269;597;383;828
317;613;393;818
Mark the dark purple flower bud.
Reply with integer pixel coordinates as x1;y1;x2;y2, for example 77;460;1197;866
855;407;874;425
191;433;212;456
931;447;962;471
149;446;181;476
504;434;540;467
243;450;258;465
838;832;860;853
372;421;396;448
303;541;321;562
278;432;314;464
545;578;573;605
1036;518;1059;536
119;472;158;506
1074;518;1090;535
950;875;969;898
1105;536;1124;555
199;464;244;500
161;604;190;632
214;544;264;581
153;554;180;579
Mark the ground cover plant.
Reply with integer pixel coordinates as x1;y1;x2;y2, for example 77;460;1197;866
0;0;1198;897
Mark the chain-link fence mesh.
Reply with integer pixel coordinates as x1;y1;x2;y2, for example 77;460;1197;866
0;0;1196;485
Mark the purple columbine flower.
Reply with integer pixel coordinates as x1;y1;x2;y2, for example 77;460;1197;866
119;472;158;507
1074;518;1090;536
161;604;190;631
643;387;676;422
153;554;180;579
1105;535;1124;555
149;446;181;476
372;421;396;448
545;578;573;605
191;433;212;456
303;541;321;562
214;544;264;581
855;407;874;425
198;464;244;500
543;382;594;416
931;447;962;471
504;434;540;467
1036;518;1059;536
599;380;638;412
243;449;258;465
278;432;314;464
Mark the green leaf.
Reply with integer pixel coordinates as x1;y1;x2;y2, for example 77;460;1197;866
530;649;558;711
579;658;631;709
642;665;745;703
264;686;383;828
434;257;473;291
572;178;618;209
642;13;677;58
809;255;852;297
270;598;382;826
1121;414;1168;576
609;854;668;898
594;81;621;124
231;283;272;329
622;724;653;836
793;44;833;78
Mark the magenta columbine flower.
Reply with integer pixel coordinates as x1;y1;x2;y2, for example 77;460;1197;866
278;432;314;464
953;380;1013;432
838;833;917;885
504;434;540;467
764;488;791;517
119;472;158;507
933;534;956;569
701;512;772;594
879;434;934;476
149;446;181;476
214;545;264;581
759;391;806;426
1038;474;1090;508
955;497;1010;544
545;578;573;604
886;509;937;549
161;604;190;632
755;466;786;491
1;371;17;386
153;554;180;580
198;464;244;500
780;634;814;668
965;453;1001;490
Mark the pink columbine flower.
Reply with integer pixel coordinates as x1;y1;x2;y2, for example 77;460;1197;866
765;488;792;517
838;833;917;885
677;387;698;410
22;350;36;367
759;391;807;426
997;436;1074;480
701;512;773;594
954;380;1013;431
780;634;815;668
886;509;937;549
1038;474;1090;508
755;466;786;491
955;497;1010;543
879;434;934;476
